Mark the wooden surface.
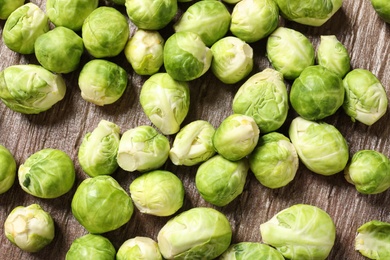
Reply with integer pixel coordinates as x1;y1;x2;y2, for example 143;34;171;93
1;0;390;259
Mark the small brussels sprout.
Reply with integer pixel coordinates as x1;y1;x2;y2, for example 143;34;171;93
220;242;285;260
342;69;388;126
157;207;232;259
371;0;390;23
0;144;16;194
0;0;24;20
4;204;55;252
18;148;75;198
71;175;134;234
266;27;315;80
249;132;299;189
2;3;49;54
213;114;260;161
289;117;349;176
260;204;336;260
163;31;213;81
82;7;129;58
355;220;390;259
117;126;170;172
344;150;390;195
66;234;116;260
232;68;289;133
140;73;190;135
0;64;66;114
230;0;279;43
117;237;162;260
78;59;128;106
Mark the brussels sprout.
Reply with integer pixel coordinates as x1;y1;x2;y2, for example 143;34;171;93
66;234;116;260
342;69;388;126
232;68;289;133
266;27;315;80
117;237;162;260
157;207;232;259
117;126;170;172
124;29;164;76
260;204;336;260
220;242;285;260
109;0;125;4
213;114;260;161
195;155;248;207
71;175;134;234
163;31;213;81
0;0;24;20
0;64;66;114
4;204;55;252
249;132;299;189
344;150;390;195
0;144;16;194
371;0;390;23
82;7;129;58
18;148;75;198
289;117;349;176
355;220;390;259
78;120;120;177
2;3;49;54
140;73;190;135
230;0;279;43
78;59;128;106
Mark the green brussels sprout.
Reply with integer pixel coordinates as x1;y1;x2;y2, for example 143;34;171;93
35;26;84;74
66;234;116;260
117;237;162;260
0;0;24;20
266;27;315;80
124;29;164;76
222;0;242;4
249;132;299;189
109;0;126;4
371;0;390;23
260;204;336;260
220;242;285;260
4;204;55;252
163;31;213;81
82;7;129;58
290;65;345;121
344;150;390;195
289;117;349;176
78;120;120;177
173;1;231;46
0;64;66;114
342;69;388;126
78;59;128;106
230;0;279;43
18;148;75;198
211;36;253;84
71;175;134;234
2;3;49;54
195;155;248;207
140;73;190;135
157;207;232;259
355;220;390;259
232;68;289;133
0;144;16;194
117;126;170;172
213;114;260;161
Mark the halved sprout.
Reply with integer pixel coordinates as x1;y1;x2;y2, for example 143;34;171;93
355;220;390;259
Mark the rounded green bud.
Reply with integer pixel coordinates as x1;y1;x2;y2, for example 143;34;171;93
117;237;162;260
371;0;390;23
66;234;116;260
220;242;285;260
0;0;25;20
356;220;390;259
0;144;16;194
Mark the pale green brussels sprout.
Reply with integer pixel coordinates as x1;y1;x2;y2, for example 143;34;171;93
82;7;129;58
117;126;170;172
344;150;390;195
157;207;232;259
4;204;55;252
140;73;190;135
71;175;134;234
0;144;16;194
163;31;213;81
342;69;388;126
0;64;66;114
117;237;162;260
78;59;128;106
2;3;49;54
66;234;116;260
220;242;285;260
230;0;279;43
249;132;299;189
371;0;390;23
289;117;349;176
78;120;120;177
18;148;75;198
260;204;336;260
355;220;390;259
232;68;289;133
266;27;315;80
195;155;248;207
0;0;24;20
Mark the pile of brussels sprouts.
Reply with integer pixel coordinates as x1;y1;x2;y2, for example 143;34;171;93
1;0;390;259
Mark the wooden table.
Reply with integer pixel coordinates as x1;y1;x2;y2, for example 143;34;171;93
1;0;389;259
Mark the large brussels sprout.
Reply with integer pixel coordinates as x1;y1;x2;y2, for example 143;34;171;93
66;234;116;260
371;0;390;23
0;144;16;194
157;207;232;259
0;0;24;20
117;237;162;260
289;117;349;176
260;204;336;260
4;204;55;252
355;220;390;259
220;242;285;260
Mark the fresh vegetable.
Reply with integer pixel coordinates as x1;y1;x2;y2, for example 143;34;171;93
355;220;390;259
66;234;116;260
0;144;16;194
117;237;162;260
